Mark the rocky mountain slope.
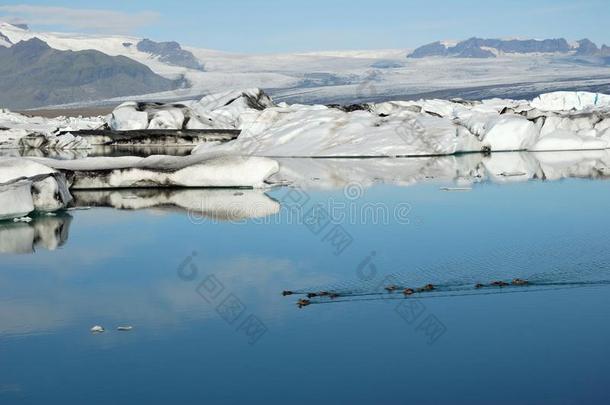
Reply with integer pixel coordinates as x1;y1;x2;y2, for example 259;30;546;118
0;38;181;109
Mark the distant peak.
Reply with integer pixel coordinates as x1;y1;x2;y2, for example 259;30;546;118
408;37;582;59
0;21;29;31
12;38;51;53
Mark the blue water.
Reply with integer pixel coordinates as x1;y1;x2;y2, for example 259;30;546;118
1;179;610;404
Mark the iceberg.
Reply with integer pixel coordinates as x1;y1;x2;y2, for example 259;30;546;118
108;89;273;131
3;89;610;157
0;158;72;220
0;109;100;152
531;92;610;112
0;179;34;220
186;89;610;157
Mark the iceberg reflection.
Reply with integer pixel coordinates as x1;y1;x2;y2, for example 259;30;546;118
0;214;72;254
72;189;280;221
272;150;610;189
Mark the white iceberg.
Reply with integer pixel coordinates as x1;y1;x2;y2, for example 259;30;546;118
108;89;273;131
531;92;610;112
0;180;34;220
532;131;608;151
186;89;610;157
0;109;102;150
109;102;149;131
0;158;73;220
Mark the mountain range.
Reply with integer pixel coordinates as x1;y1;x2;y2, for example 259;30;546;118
408;37;610;58
0;21;609;109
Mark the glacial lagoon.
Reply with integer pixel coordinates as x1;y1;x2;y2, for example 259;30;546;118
1;153;610;404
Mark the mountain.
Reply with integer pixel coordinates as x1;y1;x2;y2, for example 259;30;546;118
407;37;609;58
575;39;599;55
0;22;205;78
136;39;204;71
0;38;181;109
0;30;11;47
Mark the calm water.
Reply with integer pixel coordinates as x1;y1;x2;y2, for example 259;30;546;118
1;177;610;404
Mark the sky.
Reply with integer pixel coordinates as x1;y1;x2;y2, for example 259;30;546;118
0;0;608;53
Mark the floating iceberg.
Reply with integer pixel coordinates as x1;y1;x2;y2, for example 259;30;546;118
0;109;102;151
531;92;610;112
188;89;610;157
0;158;72;220
0;179;34;220
109;89;273;131
3;89;610;157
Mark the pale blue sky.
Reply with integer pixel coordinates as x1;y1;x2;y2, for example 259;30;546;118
0;0;608;53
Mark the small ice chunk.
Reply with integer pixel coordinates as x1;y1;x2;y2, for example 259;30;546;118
90;325;105;333
117;326;133;331
13;216;32;223
440;187;472;192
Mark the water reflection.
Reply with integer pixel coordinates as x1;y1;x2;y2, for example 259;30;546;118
0;145;193;159
0;190;280;254
0;214;72;254
72;189;280;221
273;150;610;188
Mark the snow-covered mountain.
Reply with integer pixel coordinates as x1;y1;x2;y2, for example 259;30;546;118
408;37;610;58
1;22;610;109
0;22;200;80
0;37;180;109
